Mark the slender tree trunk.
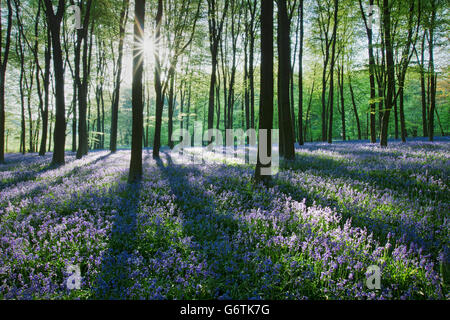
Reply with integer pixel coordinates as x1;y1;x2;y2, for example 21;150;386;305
327;0;338;144
393;81;399;139
358;0;377;143
26;64;35;153
348;74;362;140
298;0;304;145
129;0;146;181
0;0;12;163
277;0;295;159
248;1;256;129
153;0;163;159
207;0;228;141
338;64;346;141
110;0;129;153
168;67;175;149
17;33;26;154
76;1;93;159
39;27;51;156
304;76;315;142
428;1;436;141
417;32;428;137
255;0;273;184
380;0;395;147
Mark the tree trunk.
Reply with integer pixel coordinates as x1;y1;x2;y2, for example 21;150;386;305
428;1;436;141
129;0;146;182
298;0;304;145
380;0;395;147
304;76;315;142
39;26;51;156
110;0;129;153
358;0;377;143
16;32;26;155
168;67;175;148
418;32;428;137
0;0;12;162
153;0;163;159
348;74;362;140
76;0;93;159
255;0;273;184
327;0;339;144
338;64;346;141
277;0;295;159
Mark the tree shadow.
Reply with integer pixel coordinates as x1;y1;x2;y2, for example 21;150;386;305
287;151;449;204
0;151;115;205
0;151;117;190
93;181;142;299
153;152;275;299
272;169;449;262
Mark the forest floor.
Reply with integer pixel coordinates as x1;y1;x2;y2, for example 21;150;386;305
0;138;449;299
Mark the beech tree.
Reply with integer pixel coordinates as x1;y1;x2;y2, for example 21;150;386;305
128;0;146;182
255;0;274;184
43;0;66;165
0;0;13;163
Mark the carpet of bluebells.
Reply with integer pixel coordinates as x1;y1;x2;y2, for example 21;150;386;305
0;139;449;300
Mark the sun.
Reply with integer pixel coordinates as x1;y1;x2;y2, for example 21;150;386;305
142;36;154;57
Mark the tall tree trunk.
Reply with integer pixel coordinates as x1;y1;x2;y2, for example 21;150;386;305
16;33;26;155
255;0;273;184
397;0;418;143
277;0;295;159
358;0;377;143
428;1;436;141
76;0;93;159
110;0;129;153
39;26;51;156
153;0;163;159
168;68;175;148
298;0;304;145
247;1;256;129
207;0;228;141
327;0;338;144
380;0;395;147
338;64;346;141
244;23;250;132
0;0;12;163
26;63;35;153
129;0;146;182
417;31;428;137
